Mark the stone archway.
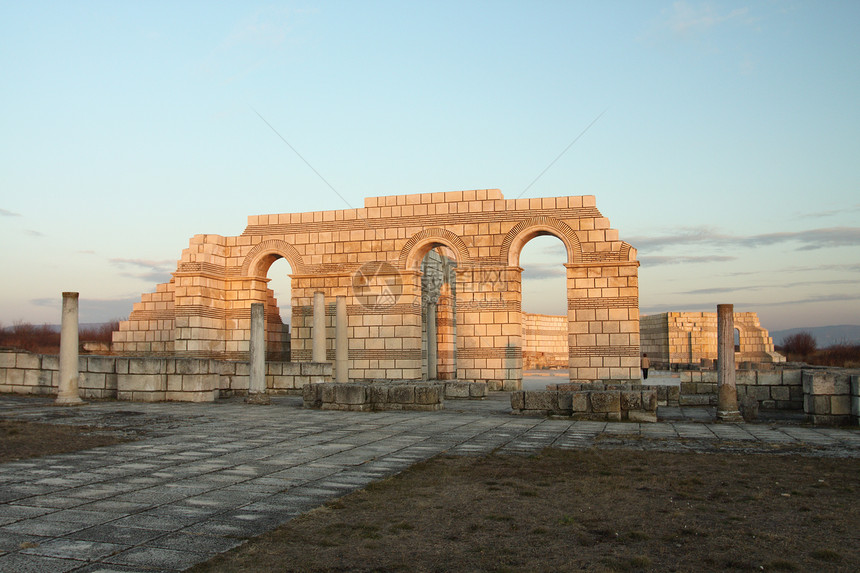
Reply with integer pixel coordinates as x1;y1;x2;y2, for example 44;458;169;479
113;189;640;385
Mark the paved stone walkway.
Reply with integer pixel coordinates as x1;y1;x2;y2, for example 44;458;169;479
0;394;858;572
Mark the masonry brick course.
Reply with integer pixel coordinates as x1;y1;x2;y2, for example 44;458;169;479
112;189;640;389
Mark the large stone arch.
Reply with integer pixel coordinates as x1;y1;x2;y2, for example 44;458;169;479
241;239;306;277
114;190;640;385
399;228;471;271
500;217;582;267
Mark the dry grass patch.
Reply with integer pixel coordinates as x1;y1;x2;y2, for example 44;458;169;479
0;419;126;462
191;448;859;572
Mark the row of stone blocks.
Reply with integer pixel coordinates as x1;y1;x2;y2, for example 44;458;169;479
548;382;679;407
511;387;658;422
302;381;488;412
682;369;801;408
679;369;804;410
0;349;332;402
803;370;860;426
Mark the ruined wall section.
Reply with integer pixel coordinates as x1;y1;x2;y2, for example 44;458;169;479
640;312;784;368
114;189;639;387
522;313;568;369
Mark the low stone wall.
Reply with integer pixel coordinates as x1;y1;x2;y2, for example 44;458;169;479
511;388;658;422
548;382;679;407
303;382;444;412
0;349;332;402
802;370;858;426
441;381;488;400
679;369;803;410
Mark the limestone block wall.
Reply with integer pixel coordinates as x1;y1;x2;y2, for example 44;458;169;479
802;370;859;426
510;387;658;422
522;313;568;369
0;349;331;402
679;369;803;410
640;312;783;368
113;189;640;389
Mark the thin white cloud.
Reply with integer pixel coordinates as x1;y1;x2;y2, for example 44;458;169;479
640;255;736;267
109;258;174;283
0;208;21;217
678;279;858;296
521;263;566;279
665;1;753;36
629;226;860;252
30;297;136;322
25;229;45;237
805;203;860;219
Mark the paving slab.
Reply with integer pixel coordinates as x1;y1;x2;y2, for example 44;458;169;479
0;393;857;572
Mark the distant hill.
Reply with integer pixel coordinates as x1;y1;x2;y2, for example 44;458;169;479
769;325;860;347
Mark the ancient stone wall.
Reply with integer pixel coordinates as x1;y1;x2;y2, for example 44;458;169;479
0;348;330;402
640;312;784;368
522;313;568;369
112;189;640;389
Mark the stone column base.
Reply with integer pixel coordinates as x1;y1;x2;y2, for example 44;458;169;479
717;409;743;422
55;394;86;406
245;393;271;405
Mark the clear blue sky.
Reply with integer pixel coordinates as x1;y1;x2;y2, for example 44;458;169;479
1;1;858;333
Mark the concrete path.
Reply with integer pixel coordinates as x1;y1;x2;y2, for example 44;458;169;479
0;394;858;573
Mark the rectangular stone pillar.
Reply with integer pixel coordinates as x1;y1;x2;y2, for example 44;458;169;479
427;302;438;380
313;291;326;363
717;304;741;421
246;302;270;404
56;292;84;405
335;295;347;382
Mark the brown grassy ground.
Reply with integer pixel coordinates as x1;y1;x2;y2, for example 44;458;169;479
0;420;125;462
190;448;859;573
2;420;857;572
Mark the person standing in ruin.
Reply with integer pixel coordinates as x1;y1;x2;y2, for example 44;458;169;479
641;353;650;380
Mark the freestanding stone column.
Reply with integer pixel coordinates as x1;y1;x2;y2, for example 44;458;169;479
335;296;347;382
717;304;742;421
427;302;438;380
246;303;270;404
56;292;85;405
312;291;326;363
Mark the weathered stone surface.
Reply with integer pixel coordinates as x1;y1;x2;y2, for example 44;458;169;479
627;411;657;423
524;391;558;412
415;385;441;405
391;385;415;403
831;395;851;416
510;391;525;410
571;392;588;412
620;391;641;411
590;391;620;413
469;382;488;398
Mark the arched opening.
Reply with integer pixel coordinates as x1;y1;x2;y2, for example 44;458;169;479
519;234;568;389
734;327;741;353
264;257;293;361
420;245;458;380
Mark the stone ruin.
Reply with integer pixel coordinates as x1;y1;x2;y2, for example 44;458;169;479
640;311;785;369
111;189;641;390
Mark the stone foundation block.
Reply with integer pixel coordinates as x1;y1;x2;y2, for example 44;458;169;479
831;395;851;416
469;383;489;398
571;392;588;412
680;394;712;406
524;391;558;412
391;385;415;403
620;391;641;411
415;385;441;405
590;391;620;413
16;353;40;369
627;411;658;423
0;351;16;368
